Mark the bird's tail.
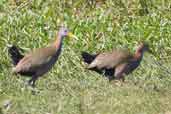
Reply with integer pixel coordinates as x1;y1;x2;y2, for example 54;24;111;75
81;51;98;64
8;45;24;66
82;51;104;74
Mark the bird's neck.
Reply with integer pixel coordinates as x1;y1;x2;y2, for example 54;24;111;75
134;50;144;61
53;34;63;50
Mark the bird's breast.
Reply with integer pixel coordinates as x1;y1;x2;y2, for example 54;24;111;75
35;55;59;76
125;60;140;74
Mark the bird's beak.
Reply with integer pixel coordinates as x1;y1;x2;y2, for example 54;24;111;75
67;32;78;40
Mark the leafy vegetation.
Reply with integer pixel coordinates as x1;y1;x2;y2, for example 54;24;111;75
0;0;171;114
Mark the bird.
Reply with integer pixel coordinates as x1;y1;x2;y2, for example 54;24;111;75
81;42;152;81
8;27;77;87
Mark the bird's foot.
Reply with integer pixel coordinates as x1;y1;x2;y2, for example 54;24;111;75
24;80;32;87
110;80;123;87
30;87;40;95
23;81;40;94
23;80;34;88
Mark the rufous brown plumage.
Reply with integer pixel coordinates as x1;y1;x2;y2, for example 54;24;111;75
82;42;152;81
8;27;77;87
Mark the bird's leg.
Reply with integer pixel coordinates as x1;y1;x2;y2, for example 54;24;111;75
27;76;40;94
115;74;125;82
31;76;38;87
111;71;125;86
28;76;38;87
120;76;125;82
28;78;32;85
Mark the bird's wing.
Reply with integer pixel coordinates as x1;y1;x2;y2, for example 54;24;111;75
13;47;56;73
110;50;133;67
89;49;132;69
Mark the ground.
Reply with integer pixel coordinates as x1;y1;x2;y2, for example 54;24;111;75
0;0;171;114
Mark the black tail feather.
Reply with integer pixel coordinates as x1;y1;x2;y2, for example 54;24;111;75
81;51;97;64
81;51;104;76
8;45;24;66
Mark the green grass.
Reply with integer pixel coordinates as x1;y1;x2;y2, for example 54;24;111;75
1;0;171;114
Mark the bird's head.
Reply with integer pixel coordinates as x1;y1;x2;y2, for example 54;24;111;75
58;27;77;39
